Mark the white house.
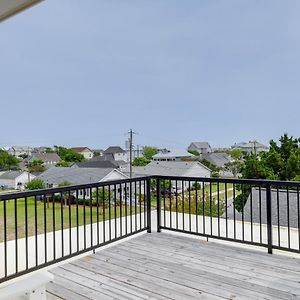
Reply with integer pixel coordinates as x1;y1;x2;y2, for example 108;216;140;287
103;146;127;162
37;167;129;198
0;171;35;190
231;141;268;154
188;142;212;154
152;149;194;161
71;147;94;160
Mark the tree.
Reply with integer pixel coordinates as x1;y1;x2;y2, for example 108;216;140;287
224;161;243;178
26;179;45;190
0;150;20;170
56;160;70;167
143;146;158;160
28;160;45;172
55;146;84;162
228;149;243;161
200;159;220;172
132;157;150;166
92;188;111;207
242;134;300;181
188;149;200;156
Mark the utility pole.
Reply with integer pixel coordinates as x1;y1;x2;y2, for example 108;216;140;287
128;129;137;178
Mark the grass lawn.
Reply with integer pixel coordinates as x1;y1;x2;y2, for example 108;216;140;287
0;198;143;242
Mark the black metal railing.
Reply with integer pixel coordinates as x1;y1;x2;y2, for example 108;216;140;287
0;177;151;283
1;175;300;284
155;176;300;255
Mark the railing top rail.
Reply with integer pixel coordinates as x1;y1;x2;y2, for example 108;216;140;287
0;176;151;201
153;175;300;187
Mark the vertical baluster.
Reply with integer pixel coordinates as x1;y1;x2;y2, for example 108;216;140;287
108;185;111;241
225;183;228;239
68;191;72;255
114;184;117;239
250;185;253;243
287;186;290;249
83;189;86;249
259;186;262;244
233;183;236;240
202;181;205;235
96;187;99;246
182;180;185;231
25;196;28;270
188;181;191;232
176;180;178;230
3;199;7;277
241;185;244;241
217;182;220;237
210;182;212;236
60;192;64;258
102;186;106;243
120;183;123;236
52;193;56;260
196;180;198;234
76;190;79;252
44;194;47;264
34;195;38;266
135;181;137;232
277;186;280;248
15;198;18;273
90;188;93;248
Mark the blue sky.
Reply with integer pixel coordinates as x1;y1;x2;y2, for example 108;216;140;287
1;0;300;150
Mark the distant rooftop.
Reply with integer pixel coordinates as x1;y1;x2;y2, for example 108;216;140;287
104;146;126;154
153;149;193;159
37;167;123;185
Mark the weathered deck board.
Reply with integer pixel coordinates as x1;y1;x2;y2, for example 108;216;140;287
47;232;300;300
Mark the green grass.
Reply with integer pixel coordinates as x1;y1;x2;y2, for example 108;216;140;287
0;198;142;242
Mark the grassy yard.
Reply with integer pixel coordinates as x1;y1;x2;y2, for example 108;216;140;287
0;198;142;242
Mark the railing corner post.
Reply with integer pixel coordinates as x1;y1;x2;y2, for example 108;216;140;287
156;178;161;232
146;178;152;233
266;184;273;254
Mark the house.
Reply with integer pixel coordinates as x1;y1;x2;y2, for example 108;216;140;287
131;160;211;191
103;146;127;161
29;153;61;166
72;160;127;172
71;147;94;160
8;146;33;157
0;171;35;190
152;149;194;161
37;167;129;198
231;141;268;154
200;152;232;168
188;142;212;154
226;188;299;229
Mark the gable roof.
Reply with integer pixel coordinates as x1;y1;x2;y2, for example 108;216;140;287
189;142;211;149
131;161;211;177
104;146;126;154
37;167;126;185
71;147;92;153
232;141;268;149
0;171;24;180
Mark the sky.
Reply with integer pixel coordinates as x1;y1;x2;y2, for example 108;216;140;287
1;0;300;150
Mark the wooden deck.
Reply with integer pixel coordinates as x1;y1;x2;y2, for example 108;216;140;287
46;232;300;300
